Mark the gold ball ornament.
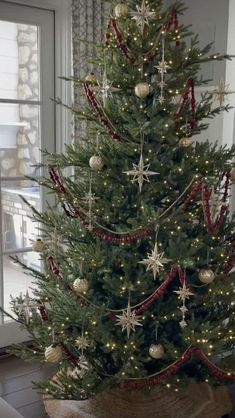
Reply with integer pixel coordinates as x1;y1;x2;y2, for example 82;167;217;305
85;72;97;84
32;239;45;252
73;278;89;294
230;170;235;183
178;137;193;148
114;4;129;18
198;269;215;284
45;344;63;363
134;82;151;98
89;155;104;171
149;343;165;359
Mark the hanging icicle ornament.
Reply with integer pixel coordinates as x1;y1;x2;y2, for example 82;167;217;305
123;149;159;192
82;175;99;231
155;34;169;104
114;4;129;18
130;0;155;35
139;242;172;280
92;67;121;107
209;186;223;224
115;296;143;338
174;279;194;329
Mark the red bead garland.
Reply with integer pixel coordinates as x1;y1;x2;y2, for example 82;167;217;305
38;304;49;321
202;173;230;234
176;78;197;129
119;346;235;389
83;83;121;141
60;343;80;368
166;10;180;47
105;19;136;66
183;180;202;208
48;256;62;280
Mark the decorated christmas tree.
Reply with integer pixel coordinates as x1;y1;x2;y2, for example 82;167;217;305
8;0;235;408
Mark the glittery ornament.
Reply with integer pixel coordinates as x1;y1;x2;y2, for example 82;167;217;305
134;82;151;98
85;73;97;84
32;239;45;252
73;278;89;294
199;269;215;284
114;4;129;18
179;137;193;148
45;345;63;363
149;343;165;359
89;155;104;171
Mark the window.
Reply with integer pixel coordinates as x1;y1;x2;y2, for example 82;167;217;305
0;0;68;347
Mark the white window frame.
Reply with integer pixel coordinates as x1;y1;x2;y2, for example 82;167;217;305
0;0;72;347
2;0;73;153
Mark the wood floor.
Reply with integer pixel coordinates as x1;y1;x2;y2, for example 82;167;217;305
0;355;234;418
0;355;50;418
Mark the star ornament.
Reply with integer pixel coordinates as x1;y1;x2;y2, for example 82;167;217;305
115;302;143;338
124;153;159;192
139;243;172;280
174;282;194;301
93;69;121;107
155;61;170;74
212;79;235;107
130;0;155;35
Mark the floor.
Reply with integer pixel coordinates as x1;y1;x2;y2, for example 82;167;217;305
0;355;234;418
0;355;49;418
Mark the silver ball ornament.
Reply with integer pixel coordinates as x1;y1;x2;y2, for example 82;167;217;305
45;345;63;363
73;278;89;294
114;4;129;18
32;239;45;252
199;269;215;284
134;82;151;98
89;155;104;171
178;137;193;148
149;343;165;359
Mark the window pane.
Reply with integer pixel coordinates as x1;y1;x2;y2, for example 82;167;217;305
2;180;40;252
0;104;40;175
3;253;39;318
0;20;39;100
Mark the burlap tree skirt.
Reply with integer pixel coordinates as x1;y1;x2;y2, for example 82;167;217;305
44;381;232;418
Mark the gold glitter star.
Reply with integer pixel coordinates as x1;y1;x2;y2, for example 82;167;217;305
139;243;172;280
115;300;143;338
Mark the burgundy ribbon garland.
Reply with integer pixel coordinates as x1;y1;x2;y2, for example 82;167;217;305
176;78;197;129
166;10;180;47
118;346;235;390
83;83;121;141
106;19;136;66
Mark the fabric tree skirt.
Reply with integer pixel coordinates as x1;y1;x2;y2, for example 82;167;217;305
44;382;232;418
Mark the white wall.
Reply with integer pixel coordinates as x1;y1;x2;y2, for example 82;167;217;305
223;0;235;148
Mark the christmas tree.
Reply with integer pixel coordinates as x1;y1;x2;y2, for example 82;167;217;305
8;0;235;402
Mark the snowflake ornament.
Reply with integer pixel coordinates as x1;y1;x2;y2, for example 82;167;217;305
93;69;121;107
139;243;172;280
